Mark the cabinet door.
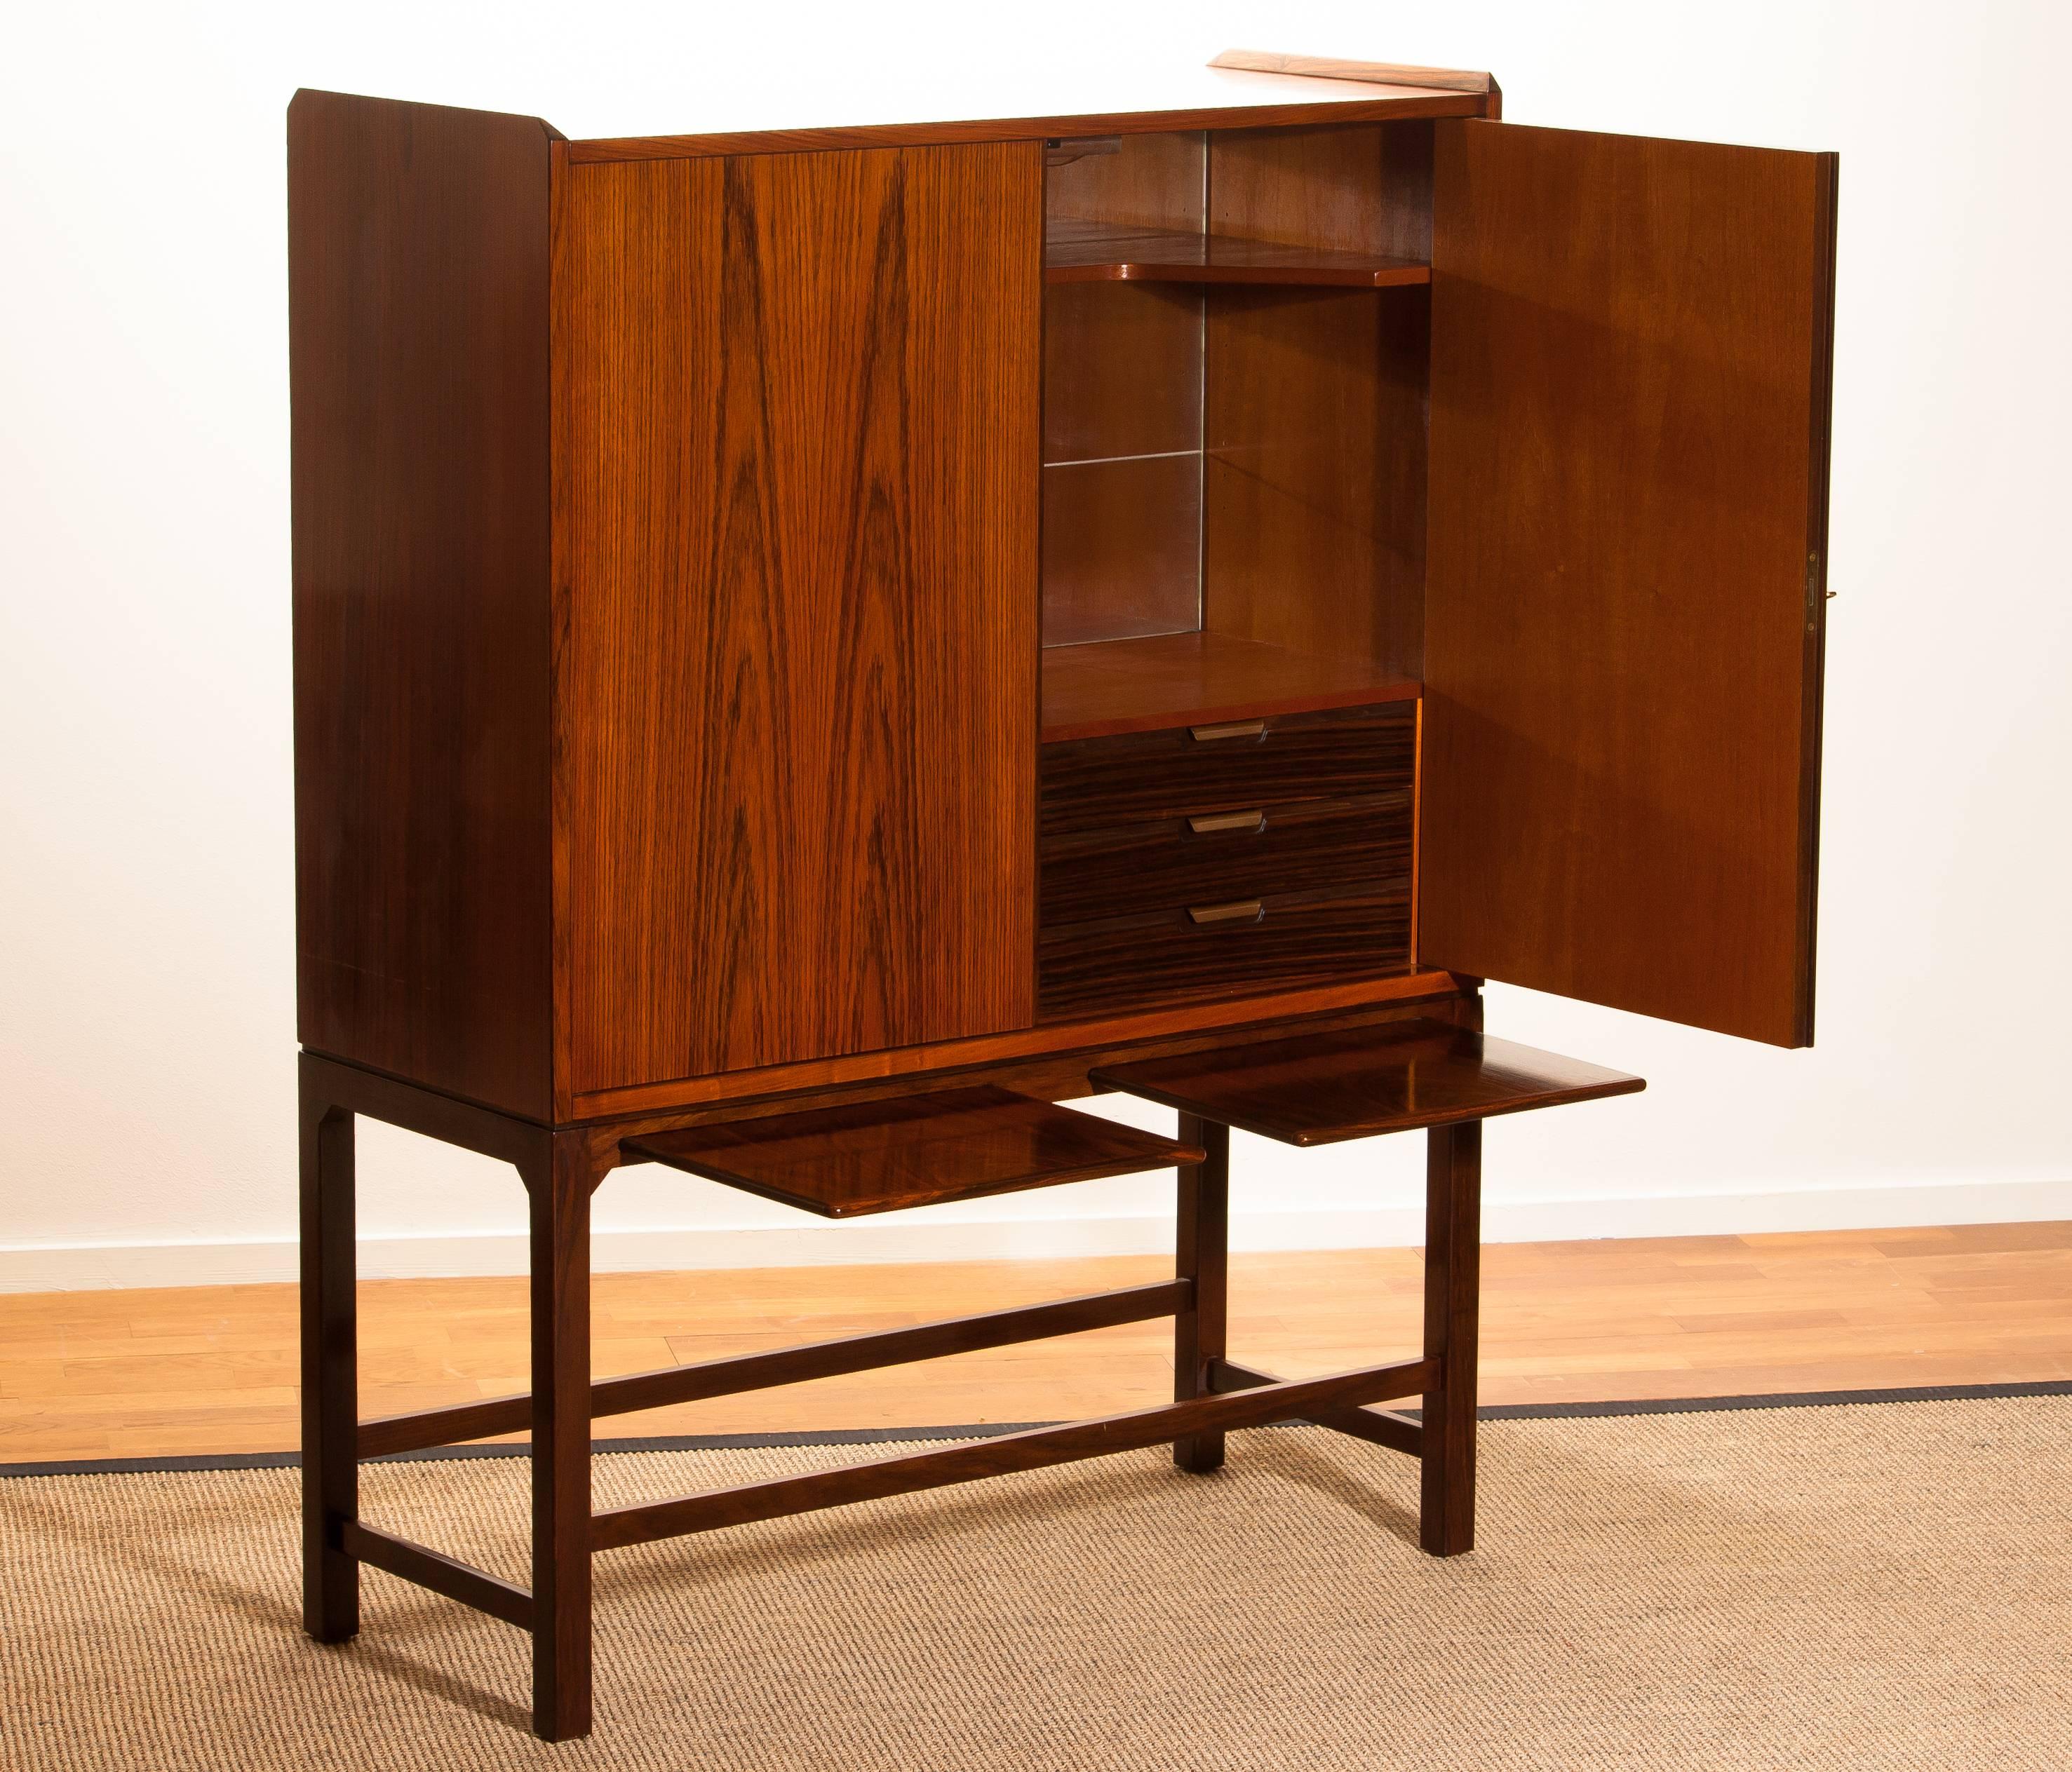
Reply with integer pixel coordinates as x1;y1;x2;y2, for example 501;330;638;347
1420;121;1836;1047
560;142;1041;1095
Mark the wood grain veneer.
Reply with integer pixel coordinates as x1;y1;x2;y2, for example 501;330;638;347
288;91;557;1121
1041;702;1416;834
623;1087;1202;1219
558;142;1042;1095
1041;791;1413;927
22;1224;2071;1461
1202;123;1434;682
569;970;1464;1121
1420;121;1837;1048
1040;889;1413;1021
1040;454;1202;647
1093;1018;1644;1145
1042;282;1201;464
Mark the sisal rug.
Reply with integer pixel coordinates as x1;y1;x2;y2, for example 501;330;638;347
4;1393;2070;1771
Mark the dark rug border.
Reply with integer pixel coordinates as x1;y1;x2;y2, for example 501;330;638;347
6;1379;2069;1480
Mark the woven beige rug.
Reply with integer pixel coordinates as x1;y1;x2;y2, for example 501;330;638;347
4;1396;2068;1770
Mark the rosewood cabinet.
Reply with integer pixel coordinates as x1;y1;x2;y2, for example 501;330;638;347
288;50;1835;1740
292;60;1834;1125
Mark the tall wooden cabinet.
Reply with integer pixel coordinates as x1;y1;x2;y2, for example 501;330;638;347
292;59;1834;1128
288;51;1835;1740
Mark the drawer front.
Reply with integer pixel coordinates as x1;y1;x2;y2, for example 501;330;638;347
1041;792;1412;928
1037;698;1418;1022
1040;702;1416;837
1038;886;1413;1021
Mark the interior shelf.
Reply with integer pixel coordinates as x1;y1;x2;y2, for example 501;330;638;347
1045;219;1430;289
1041;632;1421;743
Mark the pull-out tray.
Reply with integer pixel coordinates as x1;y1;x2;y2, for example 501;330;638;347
622;1085;1204;1218
1091;1018;1643;1145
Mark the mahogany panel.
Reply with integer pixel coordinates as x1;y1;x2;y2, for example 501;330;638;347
1040;632;1418;742
1093;1018;1643;1146
288;91;556;1119
1422;121;1838;1048
1040;454;1202;647
623;1086;1202;1218
559;142;1041;1093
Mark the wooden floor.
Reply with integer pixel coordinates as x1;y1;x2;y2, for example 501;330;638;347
3;1222;2069;1462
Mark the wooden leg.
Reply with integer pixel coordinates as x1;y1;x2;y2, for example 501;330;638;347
298;1077;358;1642
1420;1119;1482;1556
529;1132;594;1742
1173;1114;1230;1475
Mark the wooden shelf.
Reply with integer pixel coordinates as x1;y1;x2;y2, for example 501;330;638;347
1045;219;1430;289
1093;1020;1646;1147
623;1086;1204;1219
1041;632;1420;743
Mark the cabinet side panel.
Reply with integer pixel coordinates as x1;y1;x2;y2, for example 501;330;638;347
562;143;1040;1093
288;91;555;1118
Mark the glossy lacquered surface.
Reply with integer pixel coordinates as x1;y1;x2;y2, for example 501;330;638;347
1094;1018;1644;1146
623;1087;1203;1218
288;92;556;1121
559;143;1042;1095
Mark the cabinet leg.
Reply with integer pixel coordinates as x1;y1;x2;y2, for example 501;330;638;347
1420;1119;1482;1556
1173;1114;1230;1475
529;1132;594;1741
298;1079;359;1642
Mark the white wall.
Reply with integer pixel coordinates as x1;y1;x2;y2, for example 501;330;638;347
1;1;2067;1292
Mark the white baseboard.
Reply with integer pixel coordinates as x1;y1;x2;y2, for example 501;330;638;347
2;1178;2068;1293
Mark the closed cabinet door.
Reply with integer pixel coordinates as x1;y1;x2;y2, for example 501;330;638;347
1420;120;1837;1048
559;142;1042;1095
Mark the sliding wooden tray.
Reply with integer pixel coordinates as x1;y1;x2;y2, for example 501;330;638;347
622;1084;1204;1217
1092;1018;1644;1145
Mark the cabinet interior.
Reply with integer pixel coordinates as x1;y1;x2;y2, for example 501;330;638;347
1040;123;1434;742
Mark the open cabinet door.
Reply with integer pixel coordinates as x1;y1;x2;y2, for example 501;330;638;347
1420;121;1837;1047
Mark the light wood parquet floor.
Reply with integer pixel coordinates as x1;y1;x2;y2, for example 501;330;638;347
3;1222;2069;1461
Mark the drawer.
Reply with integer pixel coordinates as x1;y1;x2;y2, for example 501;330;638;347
1040;702;1416;837
1037;885;1413;1022
1041;791;1412;928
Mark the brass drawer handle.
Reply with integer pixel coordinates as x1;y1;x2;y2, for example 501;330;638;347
1187;809;1266;835
1188;898;1265;926
1188;719;1267;743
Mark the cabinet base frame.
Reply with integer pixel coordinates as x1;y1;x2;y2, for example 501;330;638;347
298;1046;1483;1742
